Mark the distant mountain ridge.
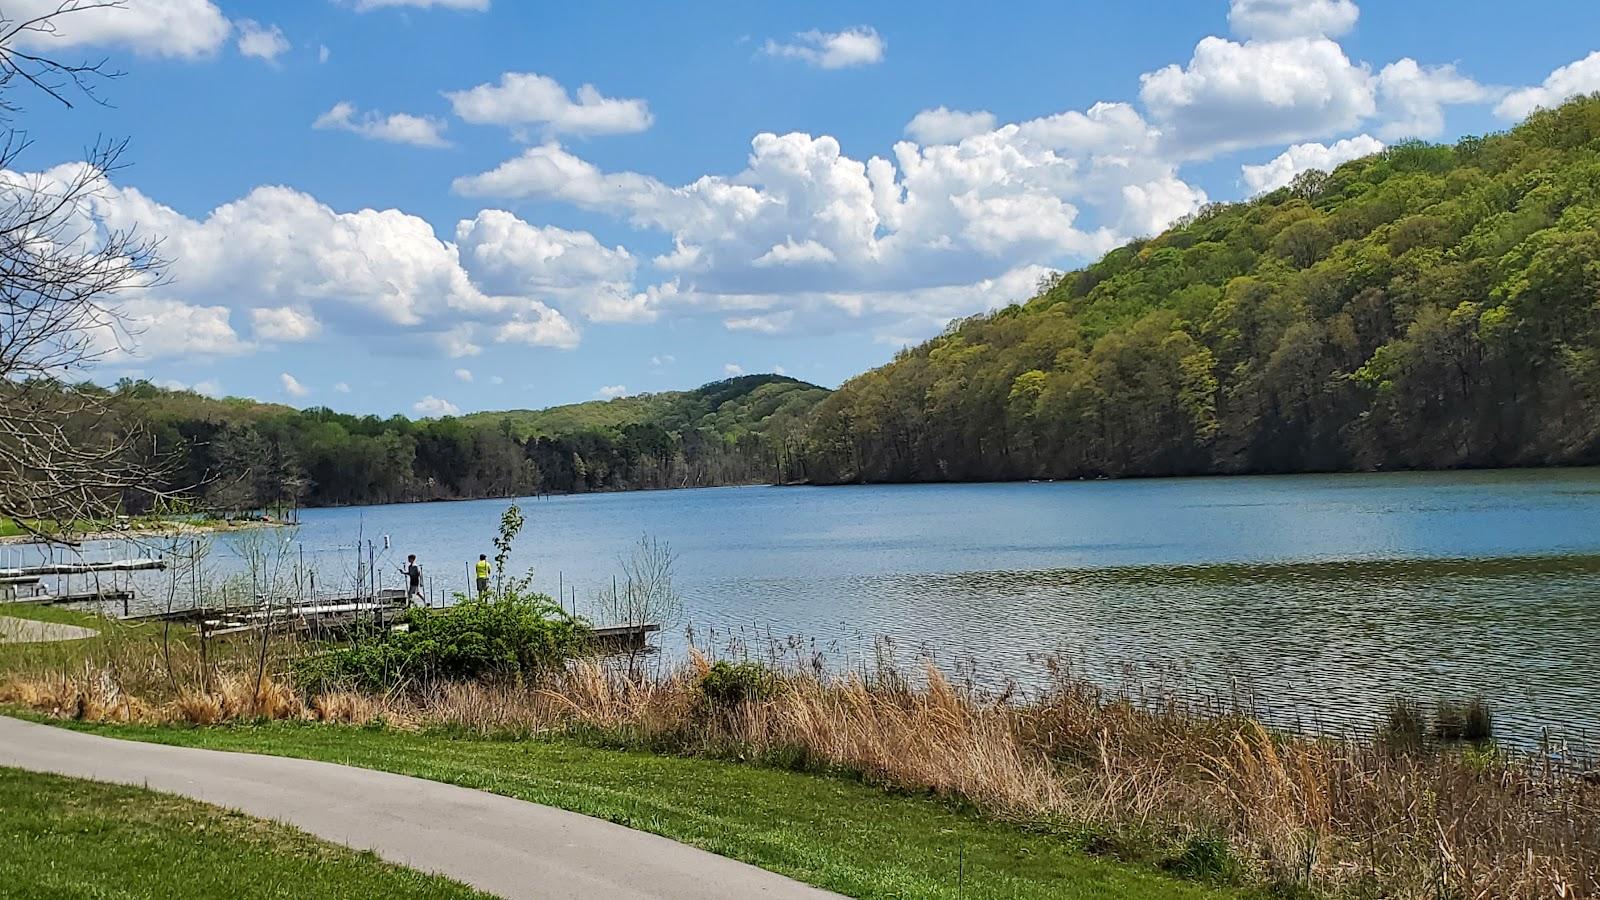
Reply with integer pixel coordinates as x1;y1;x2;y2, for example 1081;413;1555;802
106;374;829;508
459;374;828;441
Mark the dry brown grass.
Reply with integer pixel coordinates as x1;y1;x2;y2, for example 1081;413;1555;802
2;643;1595;898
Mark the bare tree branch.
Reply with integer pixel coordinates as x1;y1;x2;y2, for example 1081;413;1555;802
0;2;125;114
0;2;178;542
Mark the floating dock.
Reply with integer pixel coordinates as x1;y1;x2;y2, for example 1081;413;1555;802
0;558;165;608
0;559;167;579
127;592;659;652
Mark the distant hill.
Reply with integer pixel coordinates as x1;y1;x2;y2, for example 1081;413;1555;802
106;374;830;509
460;374;829;443
801;95;1600;483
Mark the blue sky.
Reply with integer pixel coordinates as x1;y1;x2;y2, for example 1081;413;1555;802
14;0;1600;416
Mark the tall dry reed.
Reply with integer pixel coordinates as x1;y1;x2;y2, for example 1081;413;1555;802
2;642;1595;898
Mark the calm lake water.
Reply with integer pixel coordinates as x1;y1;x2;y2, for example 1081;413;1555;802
20;468;1600;747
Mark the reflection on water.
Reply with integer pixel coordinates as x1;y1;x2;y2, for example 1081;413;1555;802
18;468;1600;747
836;557;1600;744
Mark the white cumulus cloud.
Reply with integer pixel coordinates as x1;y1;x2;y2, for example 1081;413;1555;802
597;384;627;399
413;395;461;417
251;306;320;342
455;210;648;322
15;163;583;363
1496;51;1600;121
446;72;652;136
723;363;745;377
905;107;998;145
1140;35;1377;158
236;20;289;63
1227;0;1359;41
280;372;309;398
454;368;474;382
454;100;1204;338
1241;134;1385;194
314;102;451;148
7;0;231;59
494;313;580;350
1375;59;1494;140
763;26;885;69
106;297;250;360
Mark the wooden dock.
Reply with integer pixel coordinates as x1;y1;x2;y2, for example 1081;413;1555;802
590;622;662;652
128;589;413;637
0;559;167;579
0;558;164;609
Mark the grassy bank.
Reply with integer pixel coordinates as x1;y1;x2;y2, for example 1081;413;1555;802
19;718;1239;900
0;514;286;542
0;766;486;899
2;598;1596;898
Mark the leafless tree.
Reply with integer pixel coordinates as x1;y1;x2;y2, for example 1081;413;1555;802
0;2;174;539
596;535;682;679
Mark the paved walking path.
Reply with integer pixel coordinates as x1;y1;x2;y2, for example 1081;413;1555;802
0;616;98;643
0;716;842;900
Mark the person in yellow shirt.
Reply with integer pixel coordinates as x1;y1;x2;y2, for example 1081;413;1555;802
475;554;491;596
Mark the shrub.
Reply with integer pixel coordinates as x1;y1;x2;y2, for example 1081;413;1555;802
1436;696;1494;743
1379;697;1427;752
1162;833;1242;884
294;591;589;694
699;660;776;710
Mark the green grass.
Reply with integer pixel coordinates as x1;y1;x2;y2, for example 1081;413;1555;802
0;766;488;899
0;603;157;669
0;602;108;629
24;719;1247;900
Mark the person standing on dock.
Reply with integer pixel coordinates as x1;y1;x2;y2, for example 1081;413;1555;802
475;554;491;597
403;554;423;606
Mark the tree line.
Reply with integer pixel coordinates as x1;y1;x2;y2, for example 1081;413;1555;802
105;375;827;512
799;95;1600;483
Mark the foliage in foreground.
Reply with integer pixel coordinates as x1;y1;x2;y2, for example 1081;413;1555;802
293;592;589;694
4;644;1596;899
0;767;484;900
805;95;1600;482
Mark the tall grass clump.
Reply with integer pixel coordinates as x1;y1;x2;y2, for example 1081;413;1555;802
5;641;1598;898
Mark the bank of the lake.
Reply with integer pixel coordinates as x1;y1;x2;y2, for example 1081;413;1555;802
5;717;1243;900
0;515;288;545
17;467;1600;748
288;468;1600;746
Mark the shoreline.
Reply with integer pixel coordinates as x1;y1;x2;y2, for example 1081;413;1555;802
0;519;290;546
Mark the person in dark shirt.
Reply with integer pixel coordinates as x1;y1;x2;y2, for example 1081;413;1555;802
402;554;423;606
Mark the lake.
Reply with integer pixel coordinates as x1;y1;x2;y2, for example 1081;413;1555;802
21;468;1600;748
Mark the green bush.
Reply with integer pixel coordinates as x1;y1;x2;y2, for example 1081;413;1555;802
699;660;777;710
294;591;589;694
1162;833;1241;884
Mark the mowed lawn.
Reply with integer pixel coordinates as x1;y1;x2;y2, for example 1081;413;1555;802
0;766;488;899
28;719;1250;900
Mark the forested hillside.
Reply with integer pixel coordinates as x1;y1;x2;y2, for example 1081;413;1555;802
109;375;827;510
800;96;1600;483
